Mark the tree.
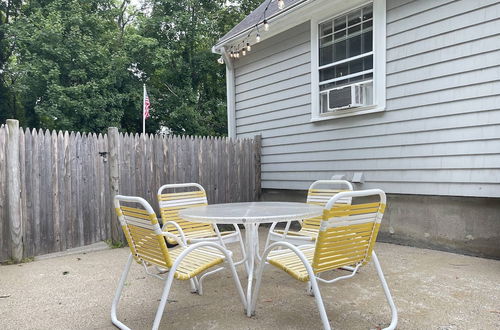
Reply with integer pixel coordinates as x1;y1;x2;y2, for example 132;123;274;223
1;0;263;135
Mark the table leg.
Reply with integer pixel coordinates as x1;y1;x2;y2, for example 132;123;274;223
244;223;259;317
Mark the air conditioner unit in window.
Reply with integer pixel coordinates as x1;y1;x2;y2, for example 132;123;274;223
328;83;369;111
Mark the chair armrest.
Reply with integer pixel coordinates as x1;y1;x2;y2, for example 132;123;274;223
161;221;187;246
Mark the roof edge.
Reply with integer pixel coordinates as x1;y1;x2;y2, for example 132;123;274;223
213;0;310;52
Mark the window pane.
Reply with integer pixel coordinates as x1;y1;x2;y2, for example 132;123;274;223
335;77;351;88
319;66;335;82
347;34;362;57
334;17;346;31
320;82;335;91
348;24;361;36
362;30;373;53
320;22;332;37
348;10;362;26
320;35;333;47
362;5;373;20
364;55;373;70
362;20;373;30
335;62;348;78
334;39;347;61
319;45;333;66
334;29;346;40
349;57;363;74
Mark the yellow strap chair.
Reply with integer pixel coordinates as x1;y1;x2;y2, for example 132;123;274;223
111;195;246;330
251;189;397;330
157;183;246;274
264;180;354;250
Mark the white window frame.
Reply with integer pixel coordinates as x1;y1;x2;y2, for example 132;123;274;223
311;0;386;122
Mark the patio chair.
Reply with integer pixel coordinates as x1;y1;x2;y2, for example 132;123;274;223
251;189;398;330
263;180;354;251
157;183;246;269
111;195;246;330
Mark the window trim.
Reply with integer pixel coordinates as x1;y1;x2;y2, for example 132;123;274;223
311;0;386;122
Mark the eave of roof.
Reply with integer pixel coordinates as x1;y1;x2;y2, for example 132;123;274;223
213;0;308;51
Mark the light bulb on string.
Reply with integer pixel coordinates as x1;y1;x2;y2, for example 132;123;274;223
256;33;261;43
246;42;251;51
277;0;285;10
242;49;246;56
263;19;269;31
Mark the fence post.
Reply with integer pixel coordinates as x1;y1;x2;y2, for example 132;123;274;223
253;134;262;201
6;119;23;262
107;127;123;243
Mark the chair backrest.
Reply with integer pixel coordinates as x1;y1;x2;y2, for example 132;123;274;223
157;183;214;240
114;195;172;268
303;180;354;231
312;189;386;273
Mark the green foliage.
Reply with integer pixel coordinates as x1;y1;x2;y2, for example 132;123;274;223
105;239;126;249
0;0;262;135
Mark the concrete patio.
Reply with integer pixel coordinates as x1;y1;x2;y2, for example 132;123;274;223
1;229;499;330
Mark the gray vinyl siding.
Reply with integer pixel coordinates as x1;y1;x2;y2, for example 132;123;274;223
233;0;500;198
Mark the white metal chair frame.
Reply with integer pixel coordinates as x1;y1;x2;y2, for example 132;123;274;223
157;183;247;289
263;180;354;250
251;189;398;330
111;195;246;330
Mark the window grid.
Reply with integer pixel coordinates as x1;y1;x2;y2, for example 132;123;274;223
318;3;374;113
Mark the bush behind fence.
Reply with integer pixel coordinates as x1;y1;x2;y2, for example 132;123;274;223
0;120;261;262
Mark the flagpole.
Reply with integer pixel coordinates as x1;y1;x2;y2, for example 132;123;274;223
142;84;146;135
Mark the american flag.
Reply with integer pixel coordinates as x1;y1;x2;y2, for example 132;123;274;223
143;86;151;119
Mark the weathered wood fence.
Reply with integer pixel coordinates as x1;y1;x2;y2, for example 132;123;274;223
0;119;261;262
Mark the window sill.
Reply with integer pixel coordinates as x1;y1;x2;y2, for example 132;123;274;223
310;105;385;122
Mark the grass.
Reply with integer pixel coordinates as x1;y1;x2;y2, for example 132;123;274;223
1;256;35;265
105;239;126;249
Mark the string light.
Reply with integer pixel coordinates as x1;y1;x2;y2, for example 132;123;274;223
220;0;283;63
263;19;269;31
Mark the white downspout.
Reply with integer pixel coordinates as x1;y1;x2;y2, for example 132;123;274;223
220;47;236;139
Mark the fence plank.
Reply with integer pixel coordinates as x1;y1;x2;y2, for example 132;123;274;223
69;131;78;249
63;131;72;248
22;128;33;257
0;125;8;260
107;128;122;243
6;120;22;261
19;128;28;257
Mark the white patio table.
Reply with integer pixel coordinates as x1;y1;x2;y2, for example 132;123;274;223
179;201;323;316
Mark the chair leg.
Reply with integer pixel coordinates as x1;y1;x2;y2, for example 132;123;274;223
151;271;176;330
372;251;398;330
111;253;134;330
189;277;198;293
198;267;225;295
309;276;331;330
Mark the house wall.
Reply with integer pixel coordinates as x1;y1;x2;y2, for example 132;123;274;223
233;0;500;198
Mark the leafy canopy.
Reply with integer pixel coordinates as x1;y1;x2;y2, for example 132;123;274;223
0;0;262;135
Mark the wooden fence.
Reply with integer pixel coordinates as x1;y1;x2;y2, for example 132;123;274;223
0;120;261;262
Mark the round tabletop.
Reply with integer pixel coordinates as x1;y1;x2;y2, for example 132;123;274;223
179;201;323;225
